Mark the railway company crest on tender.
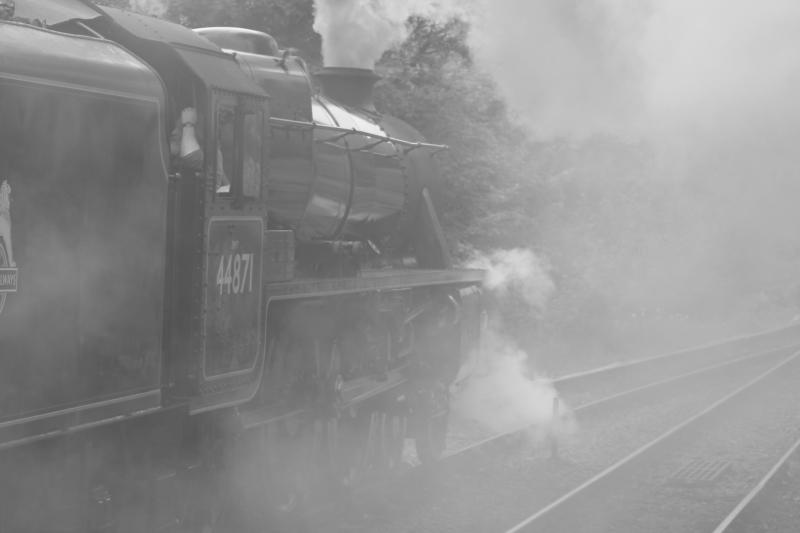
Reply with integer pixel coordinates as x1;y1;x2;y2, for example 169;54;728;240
0;179;18;314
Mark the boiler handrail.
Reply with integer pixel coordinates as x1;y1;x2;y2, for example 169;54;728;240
269;117;449;154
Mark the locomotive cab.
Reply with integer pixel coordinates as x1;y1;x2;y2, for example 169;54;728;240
79;8;276;403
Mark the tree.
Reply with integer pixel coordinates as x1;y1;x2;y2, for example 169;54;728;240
376;17;542;257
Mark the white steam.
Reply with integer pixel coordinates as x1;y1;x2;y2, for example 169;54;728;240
467;247;554;311
452;328;561;435
453;248;567;438
311;0;800;145
312;0;466;68
467;0;800;143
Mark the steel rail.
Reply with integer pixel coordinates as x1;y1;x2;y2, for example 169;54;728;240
711;432;800;533
552;322;800;386
503;348;800;533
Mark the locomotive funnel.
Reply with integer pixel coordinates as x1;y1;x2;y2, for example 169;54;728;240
314;67;380;110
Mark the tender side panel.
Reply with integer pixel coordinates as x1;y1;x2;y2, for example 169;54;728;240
0;77;167;433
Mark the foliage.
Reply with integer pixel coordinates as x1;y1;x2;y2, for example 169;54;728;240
376;17;542;257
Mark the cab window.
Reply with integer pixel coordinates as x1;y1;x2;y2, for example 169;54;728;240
242;111;262;198
213;95;265;201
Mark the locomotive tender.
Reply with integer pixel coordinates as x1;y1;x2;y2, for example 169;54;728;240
0;0;483;530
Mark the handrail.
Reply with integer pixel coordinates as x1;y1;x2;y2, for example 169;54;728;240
269;116;449;154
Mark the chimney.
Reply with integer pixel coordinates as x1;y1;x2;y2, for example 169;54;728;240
314;67;380;110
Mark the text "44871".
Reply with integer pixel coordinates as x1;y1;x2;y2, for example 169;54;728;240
216;252;255;296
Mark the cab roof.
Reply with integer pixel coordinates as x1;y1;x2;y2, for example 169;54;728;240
11;1;267;101
91;7;267;99
0;21;164;102
14;0;102;26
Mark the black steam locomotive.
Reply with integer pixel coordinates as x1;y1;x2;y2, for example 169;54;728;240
0;1;483;530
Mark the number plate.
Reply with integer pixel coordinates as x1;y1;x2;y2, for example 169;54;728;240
0;268;17;293
203;217;263;377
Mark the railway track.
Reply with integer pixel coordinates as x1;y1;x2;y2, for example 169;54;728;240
711;426;800;532
304;326;800;533
551;323;800;408
505;346;800;533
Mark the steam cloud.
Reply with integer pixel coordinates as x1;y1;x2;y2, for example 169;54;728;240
467;0;800;145
453;249;566;437
463;1;800;328
313;0;800;148
312;0;466;68
451;328;563;436
466;247;554;312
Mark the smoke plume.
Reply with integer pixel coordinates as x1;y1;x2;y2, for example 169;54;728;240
312;0;465;68
467;0;800;145
451;328;563;435
453;248;567;438
466;247;554;312
462;0;800;334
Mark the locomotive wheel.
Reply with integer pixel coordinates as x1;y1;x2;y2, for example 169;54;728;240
242;416;312;533
201;501;234;533
0;239;8;313
258;336;307;521
382;412;406;471
310;340;347;490
275;339;348;509
414;411;448;464
413;382;449;465
194;463;245;533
